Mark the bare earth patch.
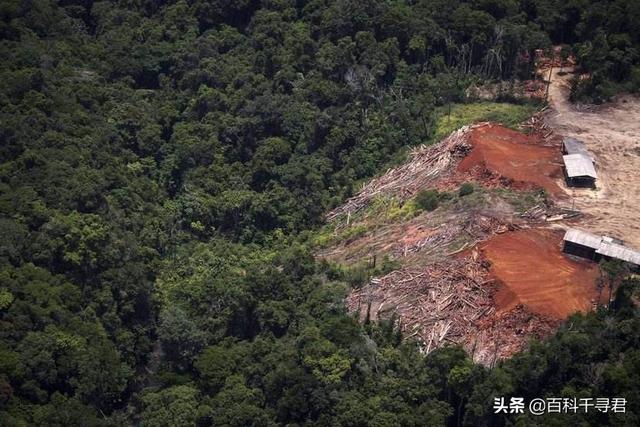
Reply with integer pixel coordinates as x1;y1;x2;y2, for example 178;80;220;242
480;228;601;319
458;124;566;198
346;251;559;366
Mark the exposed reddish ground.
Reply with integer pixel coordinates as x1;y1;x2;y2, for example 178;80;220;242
330;120;608;363
458;124;566;198
480;228;600;319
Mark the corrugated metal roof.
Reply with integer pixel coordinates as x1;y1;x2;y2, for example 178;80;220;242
563;154;597;179
596;242;640;265
564;228;603;250
563;137;594;162
563;228;640;265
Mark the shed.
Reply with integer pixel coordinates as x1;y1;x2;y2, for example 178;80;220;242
562;228;602;260
563;154;597;187
596;242;640;266
563;228;640;267
562;137;594;163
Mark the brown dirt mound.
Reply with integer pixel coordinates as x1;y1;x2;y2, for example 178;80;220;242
458;124;566;198
480;228;600;319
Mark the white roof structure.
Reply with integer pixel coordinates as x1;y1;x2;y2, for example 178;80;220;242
563;228;640;266
563;137;595;162
563;228;602;249
563;154;597;179
596;242;640;265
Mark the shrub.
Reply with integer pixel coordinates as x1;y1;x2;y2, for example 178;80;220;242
376;255;401;275
415;189;440;211
459;182;474;197
344;263;372;288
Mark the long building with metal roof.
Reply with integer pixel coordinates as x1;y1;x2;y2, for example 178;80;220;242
563;153;597;187
563;228;603;249
562;228;640;266
596;241;640;265
562;137;594;162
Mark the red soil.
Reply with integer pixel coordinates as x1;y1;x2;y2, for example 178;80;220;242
458;124;566;198
480;228;600;319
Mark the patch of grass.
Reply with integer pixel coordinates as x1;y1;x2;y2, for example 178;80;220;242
414;189;455;212
342;223;368;242
492;188;547;212
315;187;545;249
367;196;421;223
312;196;422;248
312;223;368;248
313;225;336;248
449;187;491;210
344;262;372;288
432;102;537;142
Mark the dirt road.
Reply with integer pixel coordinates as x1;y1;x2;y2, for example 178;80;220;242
545;68;640;248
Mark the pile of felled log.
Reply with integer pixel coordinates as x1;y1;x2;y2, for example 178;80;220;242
326;124;485;222
520;108;555;142
518;203;582;222
346;256;495;354
466;305;557;367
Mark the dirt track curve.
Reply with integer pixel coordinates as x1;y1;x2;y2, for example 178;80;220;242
546;68;640;248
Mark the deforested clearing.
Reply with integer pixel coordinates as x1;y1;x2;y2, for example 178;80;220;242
458;124;566;198
480;228;600;319
322;111;615;364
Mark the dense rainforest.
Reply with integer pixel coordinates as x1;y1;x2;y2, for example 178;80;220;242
1;0;639;425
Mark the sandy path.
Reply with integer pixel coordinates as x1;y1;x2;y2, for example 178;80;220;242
545;68;640;248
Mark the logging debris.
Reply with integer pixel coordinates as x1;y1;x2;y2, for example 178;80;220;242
327;124;481;222
346;254;558;366
347;256;494;356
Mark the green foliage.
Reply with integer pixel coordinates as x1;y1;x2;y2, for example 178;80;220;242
599;259;632;306
343;262;374;288
194;341;248;393
158;307;207;371
208;375;274;426
432;102;537;142
459;182;475;197
140;385;201;427
466;278;640;426
0;288;14;310
312;196;421;249
415;189;441;212
493;188;547;212
0;0;637;426
569;3;640;102
304;350;352;384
